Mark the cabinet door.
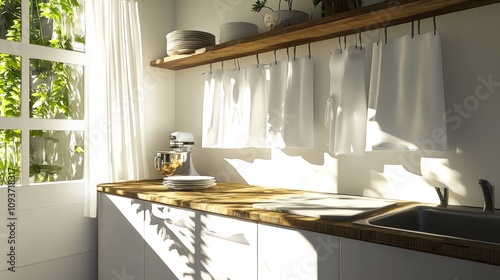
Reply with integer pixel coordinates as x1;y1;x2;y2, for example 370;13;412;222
98;193;145;280
258;224;340;280
340;237;500;280
199;213;258;280
144;202;197;280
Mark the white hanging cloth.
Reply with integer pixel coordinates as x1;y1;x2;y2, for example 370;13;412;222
202;65;267;148
202;56;313;149
282;56;314;148
267;60;288;148
366;31;447;151
220;67;251;148
326;47;367;155
202;69;224;148
245;64;268;148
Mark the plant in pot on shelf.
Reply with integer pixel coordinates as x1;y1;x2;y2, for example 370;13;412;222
312;0;362;17
252;0;309;31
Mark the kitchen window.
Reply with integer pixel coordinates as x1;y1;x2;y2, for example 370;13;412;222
0;0;86;186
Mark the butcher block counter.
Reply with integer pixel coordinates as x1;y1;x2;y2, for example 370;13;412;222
97;180;500;266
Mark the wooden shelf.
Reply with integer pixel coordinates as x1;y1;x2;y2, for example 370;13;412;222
151;0;500;71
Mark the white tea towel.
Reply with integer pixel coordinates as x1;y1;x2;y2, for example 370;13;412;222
220;68;250;148
283;56;314;148
244;64;267;147
326;47;367;155
366;31;447;151
202;69;224;148
267;60;288;148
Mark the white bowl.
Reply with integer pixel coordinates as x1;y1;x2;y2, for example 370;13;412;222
219;22;258;43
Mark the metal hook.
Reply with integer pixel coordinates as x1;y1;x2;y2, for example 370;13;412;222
411;20;414;39
384;26;388;44
209;63;212;74
344;36;347;50
293;46;296;61
433;16;437;35
355;33;358;49
274;50;278;65
338;36;343;52
359;33;363;50
308;43;311;59
286;47;290;61
377;29;381;45
256;53;260;67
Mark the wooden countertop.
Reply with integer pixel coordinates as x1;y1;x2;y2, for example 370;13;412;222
97;180;500;266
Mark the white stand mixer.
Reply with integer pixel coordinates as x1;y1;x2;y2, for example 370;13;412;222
169;131;199;176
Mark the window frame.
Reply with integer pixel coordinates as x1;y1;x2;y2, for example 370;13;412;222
0;0;87;187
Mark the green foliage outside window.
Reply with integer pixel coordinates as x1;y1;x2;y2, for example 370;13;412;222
0;0;85;185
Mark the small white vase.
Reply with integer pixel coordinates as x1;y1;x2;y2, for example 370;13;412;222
263;10;309;31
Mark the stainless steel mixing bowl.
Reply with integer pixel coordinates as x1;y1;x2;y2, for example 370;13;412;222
154;151;190;176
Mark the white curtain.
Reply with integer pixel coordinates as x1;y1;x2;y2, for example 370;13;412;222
85;0;148;217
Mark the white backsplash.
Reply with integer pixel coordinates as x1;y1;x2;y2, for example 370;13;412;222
169;1;500;208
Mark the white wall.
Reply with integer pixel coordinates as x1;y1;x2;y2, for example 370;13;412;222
142;0;177;178
0;183;96;279
172;1;500;208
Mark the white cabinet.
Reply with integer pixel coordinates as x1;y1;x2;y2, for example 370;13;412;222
144;202;197;280
340;237;500;280
199;213;258;280
258;224;340;280
99;194;500;280
98;195;257;280
98;193;145;280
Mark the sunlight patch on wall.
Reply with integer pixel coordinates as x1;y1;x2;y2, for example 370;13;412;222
225;150;338;193
365;157;466;204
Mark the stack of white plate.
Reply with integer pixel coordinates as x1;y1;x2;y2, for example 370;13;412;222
163;175;216;190
219;22;258;43
166;30;215;56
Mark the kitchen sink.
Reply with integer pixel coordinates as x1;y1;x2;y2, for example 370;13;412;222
358;205;500;244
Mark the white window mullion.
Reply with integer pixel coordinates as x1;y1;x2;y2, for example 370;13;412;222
23;44;87;65
21;0;29;44
21;35;30;185
0;40;22;56
28;119;86;131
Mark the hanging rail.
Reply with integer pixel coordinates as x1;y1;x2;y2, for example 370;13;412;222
151;0;500;71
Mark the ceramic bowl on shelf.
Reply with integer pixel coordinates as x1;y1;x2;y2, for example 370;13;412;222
219;22;258;43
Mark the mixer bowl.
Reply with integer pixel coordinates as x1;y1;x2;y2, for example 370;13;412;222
154;151;190;176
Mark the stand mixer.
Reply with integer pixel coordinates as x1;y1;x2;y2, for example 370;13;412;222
154;131;199;177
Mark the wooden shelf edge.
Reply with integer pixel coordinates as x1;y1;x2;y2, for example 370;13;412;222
150;0;500;71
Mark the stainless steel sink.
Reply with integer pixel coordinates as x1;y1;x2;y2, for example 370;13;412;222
358;205;500;244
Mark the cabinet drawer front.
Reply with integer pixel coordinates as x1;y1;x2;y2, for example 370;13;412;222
145;203;197;280
200;213;257;280
258;224;340;280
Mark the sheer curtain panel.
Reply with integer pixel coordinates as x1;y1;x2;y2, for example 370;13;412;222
85;0;148;217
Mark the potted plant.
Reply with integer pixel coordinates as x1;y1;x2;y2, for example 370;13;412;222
252;0;309;31
312;0;362;17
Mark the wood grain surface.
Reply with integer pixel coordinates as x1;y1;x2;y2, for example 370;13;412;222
98;180;500;266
